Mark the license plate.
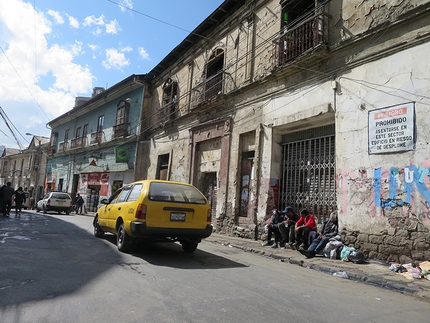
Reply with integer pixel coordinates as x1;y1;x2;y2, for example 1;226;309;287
170;212;185;221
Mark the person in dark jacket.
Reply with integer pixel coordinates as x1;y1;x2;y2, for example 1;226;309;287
1;182;15;217
13;186;26;217
299;210;338;258
278;206;300;247
75;194;85;214
263;209;285;248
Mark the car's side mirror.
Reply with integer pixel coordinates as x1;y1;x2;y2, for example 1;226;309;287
100;198;109;205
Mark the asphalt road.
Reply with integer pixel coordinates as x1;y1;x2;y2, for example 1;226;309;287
1;210;429;323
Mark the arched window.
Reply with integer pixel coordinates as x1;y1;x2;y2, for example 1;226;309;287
160;78;178;125
205;48;224;100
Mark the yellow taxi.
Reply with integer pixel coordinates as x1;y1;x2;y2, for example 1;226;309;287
93;180;212;253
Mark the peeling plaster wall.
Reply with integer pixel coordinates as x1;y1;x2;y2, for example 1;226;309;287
336;42;430;236
341;0;425;37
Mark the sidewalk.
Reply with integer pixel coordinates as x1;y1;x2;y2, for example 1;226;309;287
205;233;430;303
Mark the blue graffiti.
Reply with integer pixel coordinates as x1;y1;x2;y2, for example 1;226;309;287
374;168;382;207
374;165;430;209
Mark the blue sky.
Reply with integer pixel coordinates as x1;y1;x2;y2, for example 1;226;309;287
0;0;223;149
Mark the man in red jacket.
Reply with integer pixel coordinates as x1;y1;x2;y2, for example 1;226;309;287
294;209;316;249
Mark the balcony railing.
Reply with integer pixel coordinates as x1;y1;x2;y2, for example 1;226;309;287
59;141;68;152
48;146;56;155
158;103;176;126
113;123;129;138
70;136;86;149
191;72;224;109
90;131;103;145
273;13;329;67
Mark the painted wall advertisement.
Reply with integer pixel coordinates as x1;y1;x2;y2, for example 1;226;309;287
368;102;415;154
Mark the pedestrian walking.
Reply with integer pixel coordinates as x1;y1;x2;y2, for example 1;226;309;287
13;186;26;217
75;194;85;215
1;182;15;217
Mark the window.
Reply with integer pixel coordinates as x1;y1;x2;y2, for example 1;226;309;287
281;0;315;30
159;79;178;125
76;127;81;138
116;101;128;125
156;154;170;180
114;101;129;138
82;124;88;147
276;0;329;66
127;184;143;202
117;186;131;203
205;48;224;100
20;159;24;176
64;129;69;142
97;115;104;132
162;78;178;107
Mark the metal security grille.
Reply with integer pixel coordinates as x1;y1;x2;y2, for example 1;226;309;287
280;125;336;223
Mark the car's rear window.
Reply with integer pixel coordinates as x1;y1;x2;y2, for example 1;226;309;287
149;182;207;204
51;193;70;199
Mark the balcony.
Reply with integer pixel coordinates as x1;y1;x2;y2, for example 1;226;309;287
273;13;329;67
191;72;224;109
113;123;129;138
158;103;176;126
70;136;86;149
90;131;103;145
59;141;68;152
48;146;57;155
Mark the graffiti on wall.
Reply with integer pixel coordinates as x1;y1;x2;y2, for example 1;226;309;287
373;164;430;222
342;162;430;226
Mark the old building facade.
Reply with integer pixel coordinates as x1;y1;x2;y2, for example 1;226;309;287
0;136;50;205
134;0;430;262
45;75;145;210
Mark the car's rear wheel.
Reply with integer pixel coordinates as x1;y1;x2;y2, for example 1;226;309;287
181;241;198;253
93;216;104;238
43;205;47;214
117;223;132;252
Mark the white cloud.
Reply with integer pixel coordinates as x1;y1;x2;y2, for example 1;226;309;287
83;15;105;27
119;0;133;12
88;44;98;51
105;19;121;34
47;9;64;24
138;47;149;60
0;0;94;123
67;15;79;28
102;48;130;70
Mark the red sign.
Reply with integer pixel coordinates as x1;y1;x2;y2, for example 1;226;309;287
101;173;109;183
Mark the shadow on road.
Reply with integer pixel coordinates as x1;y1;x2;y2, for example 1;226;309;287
0;212;121;307
101;234;248;270
1;212;247;308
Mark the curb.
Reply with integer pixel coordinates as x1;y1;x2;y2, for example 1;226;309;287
207;236;430;302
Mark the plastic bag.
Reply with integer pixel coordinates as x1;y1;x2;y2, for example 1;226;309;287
348;250;365;264
340;246;355;261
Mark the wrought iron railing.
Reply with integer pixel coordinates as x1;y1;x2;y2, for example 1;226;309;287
90;131;103;145
70;136;86;149
191;72;224;109
273;13;329;67
113;123;129;138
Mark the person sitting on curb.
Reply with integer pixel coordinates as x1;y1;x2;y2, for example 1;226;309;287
263;209;284;248
278;206;300;248
294;209;317;249
299;210;338;258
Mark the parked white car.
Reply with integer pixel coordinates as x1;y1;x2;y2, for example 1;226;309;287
36;192;72;215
